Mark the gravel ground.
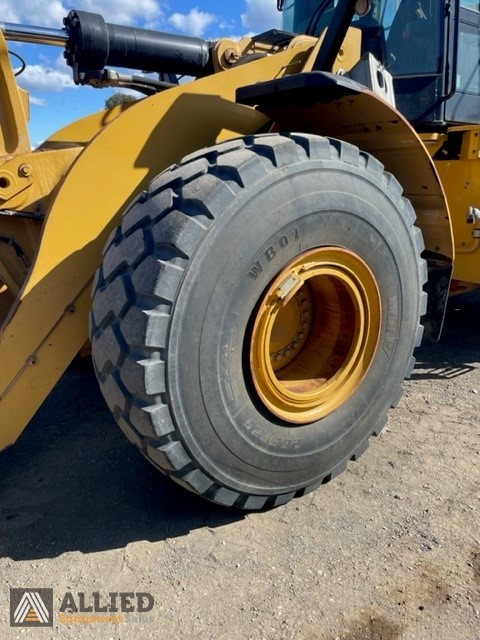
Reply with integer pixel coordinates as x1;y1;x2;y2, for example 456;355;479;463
0;292;478;640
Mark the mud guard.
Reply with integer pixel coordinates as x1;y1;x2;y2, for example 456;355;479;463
238;70;455;339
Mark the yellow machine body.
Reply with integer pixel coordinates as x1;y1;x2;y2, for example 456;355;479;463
0;18;476;452
422;128;480;289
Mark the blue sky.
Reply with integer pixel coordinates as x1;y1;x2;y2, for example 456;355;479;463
3;0;282;146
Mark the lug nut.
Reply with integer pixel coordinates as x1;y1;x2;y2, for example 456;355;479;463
19;163;33;177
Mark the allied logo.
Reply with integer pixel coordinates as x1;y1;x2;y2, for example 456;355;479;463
10;588;53;627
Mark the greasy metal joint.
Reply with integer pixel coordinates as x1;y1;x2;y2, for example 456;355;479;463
224;48;240;65
0;170;15;194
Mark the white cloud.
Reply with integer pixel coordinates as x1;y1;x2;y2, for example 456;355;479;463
241;0;282;32
0;0;65;26
71;0;162;25
18;64;75;91
0;0;162;28
168;8;216;37
218;20;236;31
29;96;48;106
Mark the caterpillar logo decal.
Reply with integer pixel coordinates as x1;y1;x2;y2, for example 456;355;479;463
10;589;53;627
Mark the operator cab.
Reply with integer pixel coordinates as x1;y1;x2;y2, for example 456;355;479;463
282;0;480;129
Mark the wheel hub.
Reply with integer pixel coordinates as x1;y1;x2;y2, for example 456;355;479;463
249;247;382;424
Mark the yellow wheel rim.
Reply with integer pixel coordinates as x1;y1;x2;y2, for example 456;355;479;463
250;247;382;424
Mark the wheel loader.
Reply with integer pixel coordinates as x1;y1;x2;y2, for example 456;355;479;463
0;0;478;509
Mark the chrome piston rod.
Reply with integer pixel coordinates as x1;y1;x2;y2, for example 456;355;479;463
0;22;68;47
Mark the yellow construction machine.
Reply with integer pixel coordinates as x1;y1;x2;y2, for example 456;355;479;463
0;0;478;508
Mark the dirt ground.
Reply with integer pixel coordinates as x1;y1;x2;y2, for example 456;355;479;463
0;291;479;640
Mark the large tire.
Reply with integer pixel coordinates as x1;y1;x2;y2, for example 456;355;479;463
90;133;427;509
